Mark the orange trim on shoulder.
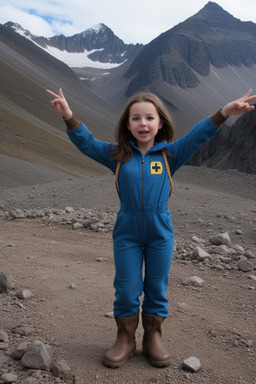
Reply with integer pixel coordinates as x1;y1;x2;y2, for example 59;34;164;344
162;150;173;196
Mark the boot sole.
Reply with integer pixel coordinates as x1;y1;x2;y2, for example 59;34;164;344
148;359;171;367
143;351;171;367
103;351;136;368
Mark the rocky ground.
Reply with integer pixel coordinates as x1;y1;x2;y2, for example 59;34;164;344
0;165;256;384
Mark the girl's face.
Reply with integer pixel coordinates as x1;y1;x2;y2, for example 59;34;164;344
127;101;163;154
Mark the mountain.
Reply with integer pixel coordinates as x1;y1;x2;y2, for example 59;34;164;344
6;2;256;134
1;1;256;181
124;2;256;94
0;23;119;184
5;22;143;69
80;1;256;135
187;106;256;173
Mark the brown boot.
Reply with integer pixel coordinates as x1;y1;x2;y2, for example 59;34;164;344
103;312;139;368
142;313;171;367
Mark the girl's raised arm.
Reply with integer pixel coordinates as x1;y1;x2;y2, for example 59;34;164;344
46;88;73;120
221;89;256;118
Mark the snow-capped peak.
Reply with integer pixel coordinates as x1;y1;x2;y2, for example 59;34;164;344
5;21;142;69
89;23;107;33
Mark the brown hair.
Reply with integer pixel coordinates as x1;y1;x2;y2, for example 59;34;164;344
111;92;175;162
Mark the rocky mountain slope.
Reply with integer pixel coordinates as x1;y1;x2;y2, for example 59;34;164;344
188;107;256;174
124;2;256;95
0;24;119;182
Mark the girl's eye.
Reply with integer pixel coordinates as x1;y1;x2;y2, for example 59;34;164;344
147;116;154;120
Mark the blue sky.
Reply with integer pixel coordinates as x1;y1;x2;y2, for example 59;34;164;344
1;0;256;44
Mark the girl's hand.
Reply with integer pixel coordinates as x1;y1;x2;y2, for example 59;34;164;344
221;89;256;118
46;88;73;120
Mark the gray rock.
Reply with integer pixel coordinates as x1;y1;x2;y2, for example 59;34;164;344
52;359;71;378
9;209;26;219
0;342;8;350
65;206;74;213
233;244;245;253
1;373;18;383
192;247;212;261
20;340;52;371
12;326;33;336
244;250;256;259
105;312;115;318
0;272;15;293
43;208;52;216
73;222;83;230
0;356;8;369
26;210;37;218
15;289;32;299
182;276;204;287
224;214;235;221
182;356;201;372
191;236;205;243
0;330;8;342
216;245;234;255
35;210;45;218
237;259;254;272
209;232;231;246
12;341;31;360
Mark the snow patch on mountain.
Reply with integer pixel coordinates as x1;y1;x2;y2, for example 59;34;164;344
6;21;124;69
42;46;122;69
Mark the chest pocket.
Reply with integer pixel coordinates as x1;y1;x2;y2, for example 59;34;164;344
115;150;173;197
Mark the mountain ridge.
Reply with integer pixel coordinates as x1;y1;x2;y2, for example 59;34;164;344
188;106;256;174
4;21;143;69
124;1;256;96
1;1;256;178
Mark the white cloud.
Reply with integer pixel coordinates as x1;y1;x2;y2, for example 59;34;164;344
1;0;256;43
1;4;56;36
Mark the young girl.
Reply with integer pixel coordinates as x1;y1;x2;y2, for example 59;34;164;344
47;88;255;368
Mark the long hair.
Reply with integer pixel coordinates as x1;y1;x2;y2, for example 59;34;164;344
111;92;175;162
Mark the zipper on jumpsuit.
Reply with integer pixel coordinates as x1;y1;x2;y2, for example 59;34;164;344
141;155;144;217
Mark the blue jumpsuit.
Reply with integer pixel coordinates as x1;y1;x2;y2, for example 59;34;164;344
67;117;219;318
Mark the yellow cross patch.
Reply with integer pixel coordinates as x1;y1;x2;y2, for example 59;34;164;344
150;161;163;175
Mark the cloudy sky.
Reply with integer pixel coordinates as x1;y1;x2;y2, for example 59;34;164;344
1;0;256;44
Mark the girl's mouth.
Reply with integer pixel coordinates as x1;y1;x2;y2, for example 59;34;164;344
139;130;149;136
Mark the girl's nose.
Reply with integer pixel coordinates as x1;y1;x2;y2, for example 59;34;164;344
141;118;146;126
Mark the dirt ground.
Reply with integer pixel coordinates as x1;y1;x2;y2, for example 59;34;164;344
0;166;256;384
